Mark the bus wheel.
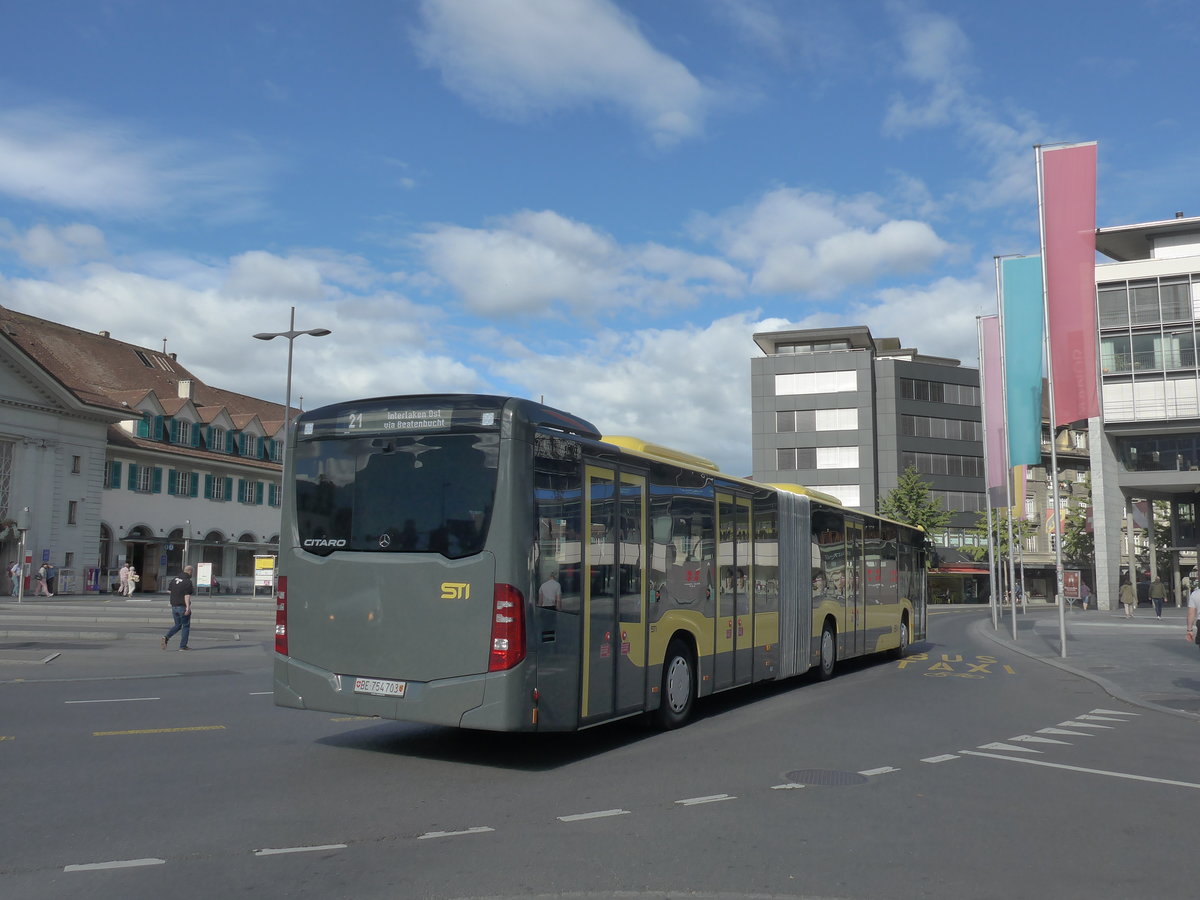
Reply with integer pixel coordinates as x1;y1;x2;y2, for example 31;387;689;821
818;623;837;681
657;639;695;729
891;619;910;660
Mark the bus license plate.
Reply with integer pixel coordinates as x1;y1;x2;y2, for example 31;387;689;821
353;677;406;697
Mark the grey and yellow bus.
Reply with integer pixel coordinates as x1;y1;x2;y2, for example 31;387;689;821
273;394;927;731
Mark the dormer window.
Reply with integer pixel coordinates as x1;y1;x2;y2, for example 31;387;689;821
210;426;225;452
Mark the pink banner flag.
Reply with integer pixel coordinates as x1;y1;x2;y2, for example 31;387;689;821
1040;142;1098;425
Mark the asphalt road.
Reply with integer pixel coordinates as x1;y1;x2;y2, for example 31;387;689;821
2;604;1198;900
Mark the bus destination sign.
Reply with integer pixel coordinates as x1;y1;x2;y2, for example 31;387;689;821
340;407;454;434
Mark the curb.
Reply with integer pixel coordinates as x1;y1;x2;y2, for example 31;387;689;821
973;616;1200;723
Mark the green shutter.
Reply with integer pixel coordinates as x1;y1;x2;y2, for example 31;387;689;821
191;426;201;448
137;415;150;438
224;476;233;501
152;467;163;493
168;469;177;495
237;478;245;503
127;463;139;490
190;474;199;498
153;415;164;440
109;461;122;489
255;481;264;505
169;419;180;443
204;473;214;500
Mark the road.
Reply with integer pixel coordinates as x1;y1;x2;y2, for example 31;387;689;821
1;605;1196;899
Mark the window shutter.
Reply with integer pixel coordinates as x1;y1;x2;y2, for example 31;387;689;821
224;476;233;501
168;469;177;495
191;426;201;448
152;467;163;494
255;482;264;505
190;474;199;498
170;419;180;443
268;483;278;506
237;478;245;502
127;463;139;490
137;415;150;438
109;461;122;489
204;426;212;449
204;473;214;500
153;415;164;440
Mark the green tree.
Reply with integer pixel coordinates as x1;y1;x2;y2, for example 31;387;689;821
963;508;1039;562
1061;476;1094;570
878;466;952;535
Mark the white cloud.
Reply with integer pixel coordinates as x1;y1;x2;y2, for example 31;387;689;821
224;251;326;301
417;209;742;316
412;0;713;147
0;105;267;218
696;188;951;296
0;221;108;267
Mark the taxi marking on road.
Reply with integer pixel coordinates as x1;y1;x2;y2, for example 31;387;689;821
898;652;1015;678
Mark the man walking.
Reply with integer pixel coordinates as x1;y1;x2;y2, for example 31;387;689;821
161;565;195;651
1187;581;1199;648
1150;576;1168;619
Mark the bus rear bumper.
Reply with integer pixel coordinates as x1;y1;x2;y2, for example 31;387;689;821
273;654;533;731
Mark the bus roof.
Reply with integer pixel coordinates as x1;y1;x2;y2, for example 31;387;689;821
601;435;720;472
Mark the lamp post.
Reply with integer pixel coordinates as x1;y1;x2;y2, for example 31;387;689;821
253;307;331;477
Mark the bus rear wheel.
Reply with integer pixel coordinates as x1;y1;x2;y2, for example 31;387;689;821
818;623;837;681
891;618;910;660
657;639;695;729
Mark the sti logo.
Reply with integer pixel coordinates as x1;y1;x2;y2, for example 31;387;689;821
441;582;470;600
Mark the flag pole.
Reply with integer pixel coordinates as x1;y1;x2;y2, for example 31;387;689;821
997;273;1019;641
1036;143;1069;658
978;310;1000;631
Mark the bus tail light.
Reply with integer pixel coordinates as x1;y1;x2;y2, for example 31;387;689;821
274;576;288;656
488;584;526;672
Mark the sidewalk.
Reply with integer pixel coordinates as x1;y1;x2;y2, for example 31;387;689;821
977;605;1200;721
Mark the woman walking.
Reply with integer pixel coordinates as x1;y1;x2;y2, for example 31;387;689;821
35;563;54;597
1119;578;1137;618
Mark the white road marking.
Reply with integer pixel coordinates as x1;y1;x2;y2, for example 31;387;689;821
1077;714;1128;723
1038;727;1093;736
1057;720;1113;730
1090;708;1138;716
254;844;348;856
65;697;159;704
249;691;273;696
1009;734;1070;745
960;751;1200;788
417;827;494;840
770;783;807;790
922;754;959;763
676;794;735;806
978;742;1041;754
558;809;630;822
859;766;900;776
65;858;166;871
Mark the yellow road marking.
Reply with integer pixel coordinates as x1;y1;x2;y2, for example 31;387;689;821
0;736;13;741
93;726;226;736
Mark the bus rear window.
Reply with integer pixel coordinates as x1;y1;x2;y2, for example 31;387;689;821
294;433;499;557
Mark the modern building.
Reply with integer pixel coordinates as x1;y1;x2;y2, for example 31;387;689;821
0;306;287;596
750;326;988;599
1089;214;1200;610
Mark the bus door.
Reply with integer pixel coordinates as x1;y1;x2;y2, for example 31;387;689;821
846;519;866;658
581;465;647;723
716;493;753;691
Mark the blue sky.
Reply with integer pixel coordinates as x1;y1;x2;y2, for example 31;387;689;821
2;0;1197;474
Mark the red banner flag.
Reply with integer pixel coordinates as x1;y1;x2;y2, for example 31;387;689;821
1040;142;1098;425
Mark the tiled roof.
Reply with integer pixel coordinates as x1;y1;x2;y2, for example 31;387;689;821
0;305;289;435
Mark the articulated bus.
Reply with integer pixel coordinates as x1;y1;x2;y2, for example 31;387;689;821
273;394;928;731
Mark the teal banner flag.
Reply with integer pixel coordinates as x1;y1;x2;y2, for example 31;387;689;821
1001;256;1044;467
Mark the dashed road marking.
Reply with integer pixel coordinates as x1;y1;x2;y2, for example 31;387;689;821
978;742;1040;754
859;766;900;776
93;725;225;736
1009;734;1070;745
65;858;166;872
254;844;348;856
922;754;959;763
66;697;159;704
558;809;630;822
1057;720;1113;730
417;827;493;840
676;794;735;806
1038;727;1092;736
770;783;807;790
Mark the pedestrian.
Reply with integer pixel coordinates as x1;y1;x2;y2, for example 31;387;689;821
118;562;130;596
1187;581;1200;649
1149;576;1167;619
161;565;195;651
1119;578;1136;618
124;565;139;597
537;569;562;609
1080;580;1091;611
8;560;19;597
35;563;54;597
44;562;57;595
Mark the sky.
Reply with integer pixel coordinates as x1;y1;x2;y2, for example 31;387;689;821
2;0;1198;475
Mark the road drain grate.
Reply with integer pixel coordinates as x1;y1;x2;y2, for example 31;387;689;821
783;769;869;786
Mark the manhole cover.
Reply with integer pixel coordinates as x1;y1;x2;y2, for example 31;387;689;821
783;769;869;786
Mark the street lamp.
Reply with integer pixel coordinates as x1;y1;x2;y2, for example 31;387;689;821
253;306;331;476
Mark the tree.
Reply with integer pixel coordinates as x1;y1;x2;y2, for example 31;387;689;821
878;466;952;535
1061;476;1094;570
963;508;1039;562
